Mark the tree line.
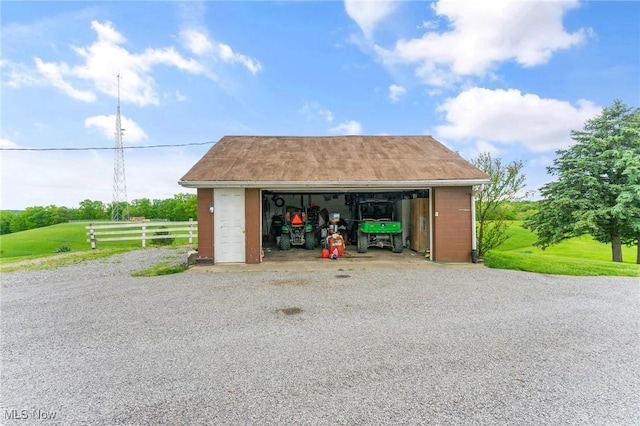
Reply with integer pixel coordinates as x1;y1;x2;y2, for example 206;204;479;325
0;193;197;235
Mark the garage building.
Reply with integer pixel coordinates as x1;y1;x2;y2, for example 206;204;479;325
179;135;490;264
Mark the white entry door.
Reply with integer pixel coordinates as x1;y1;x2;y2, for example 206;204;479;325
214;188;245;263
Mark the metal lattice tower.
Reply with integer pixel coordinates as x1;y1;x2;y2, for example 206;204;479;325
111;74;129;221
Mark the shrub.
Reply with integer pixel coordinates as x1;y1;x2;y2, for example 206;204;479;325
150;226;174;246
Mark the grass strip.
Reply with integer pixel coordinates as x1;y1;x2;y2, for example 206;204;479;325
0;247;136;272
131;262;188;277
484;251;640;277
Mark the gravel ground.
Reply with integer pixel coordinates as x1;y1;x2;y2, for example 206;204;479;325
1;247;639;425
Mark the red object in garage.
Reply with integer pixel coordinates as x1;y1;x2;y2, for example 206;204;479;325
327;234;345;256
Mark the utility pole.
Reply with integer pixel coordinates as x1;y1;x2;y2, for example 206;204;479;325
111;73;129;221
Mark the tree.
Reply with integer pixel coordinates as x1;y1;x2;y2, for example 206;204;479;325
524;100;640;263
153;198;175;221
77;199;107;220
22;206;54;229
50;206;73;224
171;193;197;221
0;211;15;235
129;198;154;219
9;213;28;233
471;152;527;257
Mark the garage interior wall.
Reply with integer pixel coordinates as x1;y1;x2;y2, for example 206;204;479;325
432;186;473;263
262;194;352;241
196;188;214;261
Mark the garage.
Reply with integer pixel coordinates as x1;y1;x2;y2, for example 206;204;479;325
178;135;490;265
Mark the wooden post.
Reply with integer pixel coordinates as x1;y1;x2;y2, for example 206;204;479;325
89;224;96;250
189;218;194;244
142;224;146;247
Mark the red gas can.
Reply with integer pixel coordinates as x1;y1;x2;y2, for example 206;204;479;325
326;234;345;256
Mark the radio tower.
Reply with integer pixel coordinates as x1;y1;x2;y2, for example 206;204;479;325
111;74;129;221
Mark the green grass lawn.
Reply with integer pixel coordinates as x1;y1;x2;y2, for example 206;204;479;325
0;222;197;264
484;222;640;277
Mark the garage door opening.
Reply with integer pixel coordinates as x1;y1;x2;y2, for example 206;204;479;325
260;190;432;262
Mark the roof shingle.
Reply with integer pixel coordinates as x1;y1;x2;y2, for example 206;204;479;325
180;135;489;184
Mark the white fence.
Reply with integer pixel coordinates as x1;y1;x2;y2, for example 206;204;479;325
86;220;197;249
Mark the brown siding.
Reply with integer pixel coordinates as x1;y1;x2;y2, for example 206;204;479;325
197;188;214;261
432;187;472;263
245;189;262;264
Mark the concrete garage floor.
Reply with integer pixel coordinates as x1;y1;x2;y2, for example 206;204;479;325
196;244;483;273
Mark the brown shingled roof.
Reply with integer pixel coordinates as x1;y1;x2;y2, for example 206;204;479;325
179;135;489;188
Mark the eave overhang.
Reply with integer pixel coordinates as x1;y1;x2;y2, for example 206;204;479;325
178;179;490;192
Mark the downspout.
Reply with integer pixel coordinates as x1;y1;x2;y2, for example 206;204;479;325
471;186;478;263
429;188;433;261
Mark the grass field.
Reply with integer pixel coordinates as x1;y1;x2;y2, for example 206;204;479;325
0;222;197;265
484;222;640;277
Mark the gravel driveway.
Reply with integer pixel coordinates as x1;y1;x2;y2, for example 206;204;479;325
1;248;639;425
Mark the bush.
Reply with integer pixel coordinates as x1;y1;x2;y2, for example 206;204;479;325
54;245;72;253
150;226;174;246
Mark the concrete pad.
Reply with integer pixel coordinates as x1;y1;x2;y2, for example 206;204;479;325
190;244;482;273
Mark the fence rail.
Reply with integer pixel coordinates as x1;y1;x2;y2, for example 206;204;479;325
86;220;197;248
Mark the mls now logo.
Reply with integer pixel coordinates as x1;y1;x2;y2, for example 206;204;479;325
5;408;57;420
5;409;28;420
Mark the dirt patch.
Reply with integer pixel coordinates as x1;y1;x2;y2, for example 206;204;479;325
277;307;303;315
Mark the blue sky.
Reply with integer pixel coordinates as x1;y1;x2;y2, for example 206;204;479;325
1;0;638;210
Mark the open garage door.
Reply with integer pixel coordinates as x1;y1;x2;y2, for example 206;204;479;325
260;190;431;261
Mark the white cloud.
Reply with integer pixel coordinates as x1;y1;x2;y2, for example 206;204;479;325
299;102;334;122
34;58;96;102
418;20;438;30
471;140;500;157
1;59;46;88
388;84;406;102
344;0;398;39
179;29;262;75
0;138;19;149
175;90;188;102
218;42;262;74
330;120;363;135
4;20;262;107
85;114;148;144
23;20;205;106
374;0;590;87
180;29;214;55
434;87;601;152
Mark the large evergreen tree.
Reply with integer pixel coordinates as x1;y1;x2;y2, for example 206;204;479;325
524;100;640;263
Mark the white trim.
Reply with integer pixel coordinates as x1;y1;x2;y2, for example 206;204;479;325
471;193;477;251
214;188;246;264
179;179;490;191
259;189;264;263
